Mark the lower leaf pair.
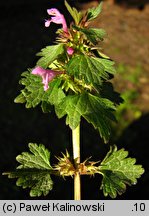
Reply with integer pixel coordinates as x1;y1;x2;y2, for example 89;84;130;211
3;143;144;198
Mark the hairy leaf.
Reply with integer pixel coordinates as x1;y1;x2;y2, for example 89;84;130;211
84;93;116;143
15;71;65;110
16;143;52;169
96;58;116;74
67;55;106;87
73;26;106;44
37;44;64;68
99;145;145;198
64;0;83;25
56;93;116;142
83;28;106;44
4;143;53;197
87;2;103;21
55;93;88;129
6;169;53;197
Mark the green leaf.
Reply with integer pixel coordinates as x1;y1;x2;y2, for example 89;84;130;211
73;26;106;44
16;143;52;169
44;78;66;106
67;55;106;87
84;93;116;142
99;145;145;198
4;143;53;197
14;93;26;103
56;92;116;142
82;28;106;44
41;101;52;113
6;169;53;197
96;58;116;74
64;0;83;25
55;93;88;129
37;44;64;68
15;71;65;111
87;2;103;21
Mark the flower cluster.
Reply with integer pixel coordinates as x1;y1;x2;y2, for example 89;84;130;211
32;8;74;91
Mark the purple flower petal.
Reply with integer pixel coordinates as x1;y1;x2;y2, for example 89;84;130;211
45;8;68;33
32;66;61;91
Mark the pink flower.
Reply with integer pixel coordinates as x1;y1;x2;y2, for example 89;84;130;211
45;8;68;33
32;66;60;91
67;47;74;55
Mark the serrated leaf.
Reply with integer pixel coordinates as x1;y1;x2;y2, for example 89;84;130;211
5;169;53;197
73;26;106;44
43;78;66;106
67;55;106;87
87;2;103;22
56;92;116;142
16;143;52;169
99;145;145;198
15;71;65;111
84;93;116;143
83;28;106;44
96;58;116;74
4;143;53;197
64;0;83;25
37;44;64;68
55;93;88;129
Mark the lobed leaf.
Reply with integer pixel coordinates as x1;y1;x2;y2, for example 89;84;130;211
15;71;65;111
16;143;52;169
55;93;88;129
96;58;116;74
73;26;106;44
67;55;106;87
36;44;64;68
84;93;116;143
4;143;54;197
99;145;145;198
55;92;116;142
67;55;116;89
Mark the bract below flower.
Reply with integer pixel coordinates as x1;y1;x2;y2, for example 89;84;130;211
32;66;59;91
45;8;68;33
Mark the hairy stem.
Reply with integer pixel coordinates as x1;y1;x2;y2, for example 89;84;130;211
72;124;81;200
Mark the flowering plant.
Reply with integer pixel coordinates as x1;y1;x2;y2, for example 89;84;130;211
4;1;144;200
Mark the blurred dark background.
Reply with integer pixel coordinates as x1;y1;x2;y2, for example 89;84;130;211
0;0;149;200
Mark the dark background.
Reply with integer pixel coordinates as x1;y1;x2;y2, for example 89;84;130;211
0;0;149;199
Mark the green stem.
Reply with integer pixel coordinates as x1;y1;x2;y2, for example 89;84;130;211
72;124;81;200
